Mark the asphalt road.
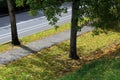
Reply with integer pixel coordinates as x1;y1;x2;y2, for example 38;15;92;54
0;2;93;45
0;3;72;44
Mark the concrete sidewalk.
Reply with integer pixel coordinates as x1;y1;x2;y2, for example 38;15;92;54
0;26;93;65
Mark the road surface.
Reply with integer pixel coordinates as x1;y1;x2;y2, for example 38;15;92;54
0;3;72;44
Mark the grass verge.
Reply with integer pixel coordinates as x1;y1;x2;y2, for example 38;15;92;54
59;48;120;80
0;17;89;53
0;29;119;80
0;23;70;52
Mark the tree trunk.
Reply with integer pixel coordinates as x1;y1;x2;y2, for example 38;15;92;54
7;0;20;45
69;0;79;59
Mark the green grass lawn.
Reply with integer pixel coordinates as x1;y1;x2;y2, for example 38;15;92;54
59;49;120;80
0;18;89;53
0;23;70;52
0;29;119;80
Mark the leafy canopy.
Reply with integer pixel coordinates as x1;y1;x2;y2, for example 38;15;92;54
16;0;120;30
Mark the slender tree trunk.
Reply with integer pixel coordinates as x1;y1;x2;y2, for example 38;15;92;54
69;0;79;59
7;0;20;45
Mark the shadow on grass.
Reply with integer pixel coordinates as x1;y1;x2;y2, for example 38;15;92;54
54;42;86;57
60;48;120;80
4;42;84;80
2;42;119;80
7;42;87;80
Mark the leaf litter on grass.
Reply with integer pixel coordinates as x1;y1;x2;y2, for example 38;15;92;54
0;30;119;80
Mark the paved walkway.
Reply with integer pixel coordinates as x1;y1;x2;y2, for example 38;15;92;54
0;26;93;65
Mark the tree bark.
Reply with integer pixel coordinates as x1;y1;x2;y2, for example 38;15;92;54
69;0;79;59
7;0;20;45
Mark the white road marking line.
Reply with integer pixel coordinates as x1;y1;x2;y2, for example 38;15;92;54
0;15;71;39
0;8;72;30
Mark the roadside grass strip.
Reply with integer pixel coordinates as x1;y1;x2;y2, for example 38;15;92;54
0;23;70;53
0;29;119;80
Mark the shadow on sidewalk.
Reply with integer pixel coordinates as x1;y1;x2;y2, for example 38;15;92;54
19;45;37;53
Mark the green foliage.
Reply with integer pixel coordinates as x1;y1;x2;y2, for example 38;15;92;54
15;0;24;7
16;0;68;25
28;9;38;16
59;49;120;80
85;0;120;30
16;0;120;30
0;23;70;52
0;30;119;80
